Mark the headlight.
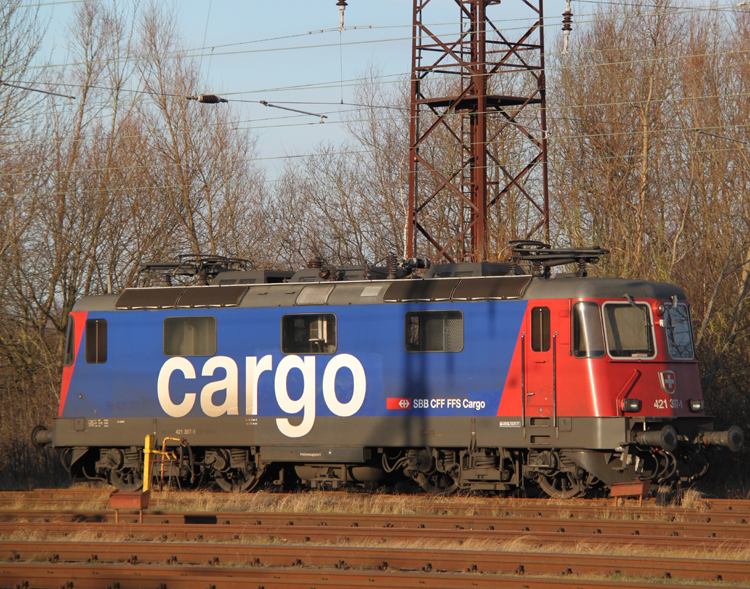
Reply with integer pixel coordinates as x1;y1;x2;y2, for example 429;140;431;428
622;398;642;412
690;399;704;412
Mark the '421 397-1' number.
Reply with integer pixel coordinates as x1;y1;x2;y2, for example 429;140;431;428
654;399;683;410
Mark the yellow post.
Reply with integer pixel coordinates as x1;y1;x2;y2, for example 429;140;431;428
143;434;154;492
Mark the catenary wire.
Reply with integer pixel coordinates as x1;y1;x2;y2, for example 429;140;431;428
4;80;750;151
2;116;749;187
7;0;746;80
2;141;748;205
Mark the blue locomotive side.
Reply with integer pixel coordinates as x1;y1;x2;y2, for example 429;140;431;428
60;301;528;432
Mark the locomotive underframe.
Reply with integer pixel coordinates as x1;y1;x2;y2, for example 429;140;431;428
53;414;721;496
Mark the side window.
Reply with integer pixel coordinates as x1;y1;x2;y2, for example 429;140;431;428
573;302;605;358
164;316;217;357
531;307;550;352
405;310;463;353
85;319;107;364
282;314;337;354
64;316;76;366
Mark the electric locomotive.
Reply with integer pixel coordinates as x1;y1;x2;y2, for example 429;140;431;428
33;243;743;497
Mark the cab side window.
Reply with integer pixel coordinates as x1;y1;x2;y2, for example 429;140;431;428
573;302;605;358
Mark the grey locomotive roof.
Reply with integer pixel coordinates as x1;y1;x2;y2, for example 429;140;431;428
524;276;685;300
72;274;687;312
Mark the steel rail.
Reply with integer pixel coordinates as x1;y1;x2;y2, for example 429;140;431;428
1;521;748;550
2;510;749;538
410;503;749;523
0;562;729;588
1;502;748;524
2;540;745;582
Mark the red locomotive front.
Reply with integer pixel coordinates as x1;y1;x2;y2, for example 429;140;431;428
493;242;742;497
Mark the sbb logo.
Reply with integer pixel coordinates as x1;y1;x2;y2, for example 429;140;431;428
386;398;411;410
157;354;366;438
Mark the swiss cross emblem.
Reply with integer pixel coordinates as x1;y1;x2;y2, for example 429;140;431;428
659;371;677;395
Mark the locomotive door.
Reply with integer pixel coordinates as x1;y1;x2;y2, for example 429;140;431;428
525;305;556;421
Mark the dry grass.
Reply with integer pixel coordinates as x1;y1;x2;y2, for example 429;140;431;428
675;487;712;511
0;485;733;521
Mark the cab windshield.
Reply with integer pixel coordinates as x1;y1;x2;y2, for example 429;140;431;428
665;304;694;360
603;303;655;358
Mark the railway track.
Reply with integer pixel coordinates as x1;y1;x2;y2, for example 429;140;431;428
2;540;744;583
3;508;750;537
2;490;749;587
2;501;749;524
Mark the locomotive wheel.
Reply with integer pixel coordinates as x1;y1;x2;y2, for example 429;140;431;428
110;468;143;492
414;472;458;495
215;469;261;493
537;471;584;499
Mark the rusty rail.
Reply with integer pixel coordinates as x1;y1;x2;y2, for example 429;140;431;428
1;502;748;524
0;561;730;588
1;521;748;550
3;540;746;582
1;509;749;538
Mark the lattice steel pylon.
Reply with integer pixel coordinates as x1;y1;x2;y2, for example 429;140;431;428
406;0;549;263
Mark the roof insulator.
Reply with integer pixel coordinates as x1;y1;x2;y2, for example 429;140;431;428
562;1;573;55
337;0;348;31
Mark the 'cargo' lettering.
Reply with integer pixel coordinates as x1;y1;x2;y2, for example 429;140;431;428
157;357;197;418
156;354;367;438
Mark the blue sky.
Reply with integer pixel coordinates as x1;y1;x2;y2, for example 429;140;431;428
40;0;565;174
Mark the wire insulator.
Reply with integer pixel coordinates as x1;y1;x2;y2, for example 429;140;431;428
189;94;228;104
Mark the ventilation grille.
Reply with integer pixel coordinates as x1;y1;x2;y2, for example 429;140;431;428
116;286;248;309
451;276;531;300
296;284;335;306
383;279;460;302
384;276;530;303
